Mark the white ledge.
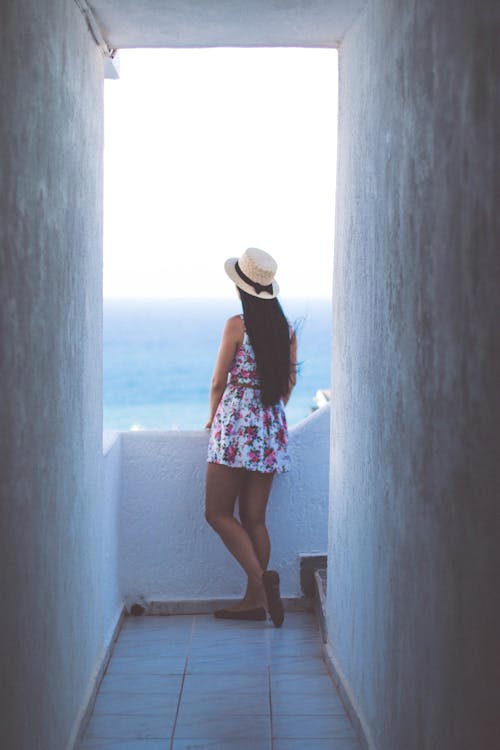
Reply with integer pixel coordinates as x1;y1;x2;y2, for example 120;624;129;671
102;402;331;449
103;430;121;456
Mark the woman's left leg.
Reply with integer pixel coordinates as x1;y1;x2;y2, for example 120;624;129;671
205;462;267;610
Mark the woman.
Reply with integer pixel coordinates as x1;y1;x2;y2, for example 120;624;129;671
205;247;297;627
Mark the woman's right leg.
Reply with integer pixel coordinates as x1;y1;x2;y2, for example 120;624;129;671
238;470;275;608
205;462;267;610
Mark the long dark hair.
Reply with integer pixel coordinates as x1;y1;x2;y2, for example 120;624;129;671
239;288;292;407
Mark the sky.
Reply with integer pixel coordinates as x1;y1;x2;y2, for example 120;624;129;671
103;48;338;300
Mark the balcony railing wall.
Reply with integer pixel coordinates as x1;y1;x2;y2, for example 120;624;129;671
103;403;330;609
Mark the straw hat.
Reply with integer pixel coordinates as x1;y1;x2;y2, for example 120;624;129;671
224;247;279;299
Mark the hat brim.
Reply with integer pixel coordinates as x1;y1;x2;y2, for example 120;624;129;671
224;258;279;299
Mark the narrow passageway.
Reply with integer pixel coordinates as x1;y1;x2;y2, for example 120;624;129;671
79;612;361;749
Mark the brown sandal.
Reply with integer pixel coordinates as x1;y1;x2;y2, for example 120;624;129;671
263;570;284;628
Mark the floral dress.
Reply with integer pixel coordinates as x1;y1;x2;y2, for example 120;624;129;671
207;325;290;474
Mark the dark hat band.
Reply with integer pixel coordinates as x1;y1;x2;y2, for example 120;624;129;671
235;261;274;296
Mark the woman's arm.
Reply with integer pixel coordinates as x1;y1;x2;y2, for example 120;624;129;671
205;316;243;428
282;331;298;406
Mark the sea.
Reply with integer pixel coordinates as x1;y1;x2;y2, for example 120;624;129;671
103;298;331;431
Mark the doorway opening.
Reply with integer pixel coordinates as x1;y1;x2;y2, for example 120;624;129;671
103;48;338;430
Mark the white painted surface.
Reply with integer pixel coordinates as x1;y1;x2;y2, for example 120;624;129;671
101;433;123;634
91;0;367;48
329;1;499;748
0;2;110;749
2;2;497;750
118;405;330;604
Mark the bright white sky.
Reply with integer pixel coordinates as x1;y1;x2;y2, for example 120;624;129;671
103;48;338;299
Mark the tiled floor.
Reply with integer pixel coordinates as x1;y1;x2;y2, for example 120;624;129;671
79;611;362;750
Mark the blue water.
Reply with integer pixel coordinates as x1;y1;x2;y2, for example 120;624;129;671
103;298;331;430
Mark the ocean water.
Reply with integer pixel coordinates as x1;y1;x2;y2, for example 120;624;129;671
103;298;331;431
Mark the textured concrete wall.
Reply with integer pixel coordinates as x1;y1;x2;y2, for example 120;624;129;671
91;0;367;48
119;406;329;604
102;433;124;644
328;1;499;749
0;2;108;749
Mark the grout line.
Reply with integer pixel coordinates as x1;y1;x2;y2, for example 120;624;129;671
168;615;196;750
266;627;275;750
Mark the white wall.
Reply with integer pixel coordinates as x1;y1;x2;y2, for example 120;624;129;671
102;433;124;639
0;2;113;749
118;406;330;604
329;1;499;748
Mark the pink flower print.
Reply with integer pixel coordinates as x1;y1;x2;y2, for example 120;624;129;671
249;450;260;464
226;422;234;435
264;449;276;468
224;445;237;463
246;429;259;446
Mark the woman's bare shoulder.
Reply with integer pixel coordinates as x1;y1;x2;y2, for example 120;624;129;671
225;314;244;330
222;314;244;339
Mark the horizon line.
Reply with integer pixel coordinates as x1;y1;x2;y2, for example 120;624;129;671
103;295;332;302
